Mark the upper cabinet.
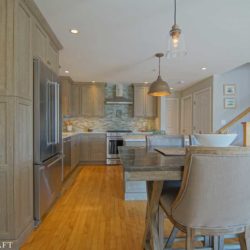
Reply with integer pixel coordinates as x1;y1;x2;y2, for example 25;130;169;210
134;85;157;118
32;21;47;63
46;41;59;74
71;84;82;117
15;2;33;100
32;20;59;74
60;76;72;117
81;83;105;117
60;80;106;118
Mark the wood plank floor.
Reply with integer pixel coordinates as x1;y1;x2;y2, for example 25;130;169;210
21;166;147;250
21;165;238;250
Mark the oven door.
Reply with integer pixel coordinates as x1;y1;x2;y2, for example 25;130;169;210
107;136;124;159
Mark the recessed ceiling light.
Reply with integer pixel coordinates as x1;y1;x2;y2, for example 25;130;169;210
170;87;174;90
70;29;79;34
91;81;96;83
65;70;70;74
201;67;207;70
144;82;149;84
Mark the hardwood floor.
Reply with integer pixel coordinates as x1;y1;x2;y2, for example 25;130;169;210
21;166;147;250
21;165;238;250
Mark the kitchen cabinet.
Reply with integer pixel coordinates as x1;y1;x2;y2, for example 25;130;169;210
32;21;59;74
0;0;62;246
81;83;105;117
32;21;47;64
71;134;81;169
46;41;59;74
71;84;82;117
60;76;72;117
80;133;106;163
134;85;157;117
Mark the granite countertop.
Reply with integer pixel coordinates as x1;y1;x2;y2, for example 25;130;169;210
62;131;106;139
118;146;185;172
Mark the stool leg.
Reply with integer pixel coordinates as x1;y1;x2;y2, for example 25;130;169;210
165;226;179;248
240;227;250;250
186;228;195;250
213;236;219;250
204;236;212;247
218;236;224;250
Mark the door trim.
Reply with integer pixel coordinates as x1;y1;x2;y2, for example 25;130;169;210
181;94;193;135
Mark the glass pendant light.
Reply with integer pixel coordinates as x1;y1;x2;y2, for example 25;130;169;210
166;0;187;59
148;53;171;97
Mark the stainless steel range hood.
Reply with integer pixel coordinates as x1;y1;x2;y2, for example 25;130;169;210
105;84;133;104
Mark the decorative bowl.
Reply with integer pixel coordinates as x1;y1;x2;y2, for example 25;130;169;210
194;134;237;147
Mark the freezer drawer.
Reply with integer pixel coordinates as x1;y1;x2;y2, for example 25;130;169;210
34;154;62;225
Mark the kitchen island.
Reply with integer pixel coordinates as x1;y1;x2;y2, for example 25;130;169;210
118;146;185;249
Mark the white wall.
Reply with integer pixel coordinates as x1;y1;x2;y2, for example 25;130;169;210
213;63;250;132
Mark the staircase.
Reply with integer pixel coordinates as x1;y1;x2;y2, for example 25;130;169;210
217;107;250;146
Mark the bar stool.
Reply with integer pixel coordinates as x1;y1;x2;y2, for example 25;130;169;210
160;147;250;249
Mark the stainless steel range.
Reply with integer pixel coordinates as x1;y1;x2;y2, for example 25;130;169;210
106;130;132;165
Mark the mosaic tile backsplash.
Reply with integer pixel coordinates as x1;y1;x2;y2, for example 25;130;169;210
65;84;157;132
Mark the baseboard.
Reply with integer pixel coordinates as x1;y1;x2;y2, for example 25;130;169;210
10;221;34;250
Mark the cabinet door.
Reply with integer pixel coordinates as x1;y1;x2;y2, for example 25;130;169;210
90;134;106;162
71;136;76;168
93;85;104;117
76;135;81;164
80;135;89;161
134;86;146;117
145;87;157;117
71;135;80;168
46;41;59;74
60;78;72;116
32;21;47;62
71;85;81;117
15;2;32;100
81;85;93;116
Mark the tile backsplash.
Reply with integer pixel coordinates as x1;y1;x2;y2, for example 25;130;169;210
65;84;157;132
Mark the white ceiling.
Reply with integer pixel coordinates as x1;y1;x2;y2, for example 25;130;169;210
35;0;250;90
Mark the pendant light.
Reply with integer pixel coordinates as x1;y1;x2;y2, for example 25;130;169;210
148;53;171;97
166;0;187;59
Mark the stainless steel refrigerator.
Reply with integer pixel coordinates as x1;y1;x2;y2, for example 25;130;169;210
33;58;62;225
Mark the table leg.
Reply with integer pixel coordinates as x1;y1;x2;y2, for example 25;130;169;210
142;181;164;250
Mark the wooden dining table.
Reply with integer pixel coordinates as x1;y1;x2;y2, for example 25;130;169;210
119;146;186;250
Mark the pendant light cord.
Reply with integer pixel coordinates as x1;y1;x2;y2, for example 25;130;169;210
174;0;177;25
158;57;161;76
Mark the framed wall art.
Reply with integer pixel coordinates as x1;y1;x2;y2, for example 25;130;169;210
224;84;236;96
224;97;236;109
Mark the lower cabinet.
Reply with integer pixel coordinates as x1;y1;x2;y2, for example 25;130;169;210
63;134;81;181
80;134;106;163
71;135;81;169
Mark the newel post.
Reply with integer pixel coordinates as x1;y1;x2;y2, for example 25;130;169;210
242;122;250;146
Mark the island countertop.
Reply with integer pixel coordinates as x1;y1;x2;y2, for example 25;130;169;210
118;146;185;181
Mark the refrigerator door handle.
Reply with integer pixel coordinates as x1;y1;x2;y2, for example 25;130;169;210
47;81;53;146
47;81;59;146
55;82;60;145
46;155;62;168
